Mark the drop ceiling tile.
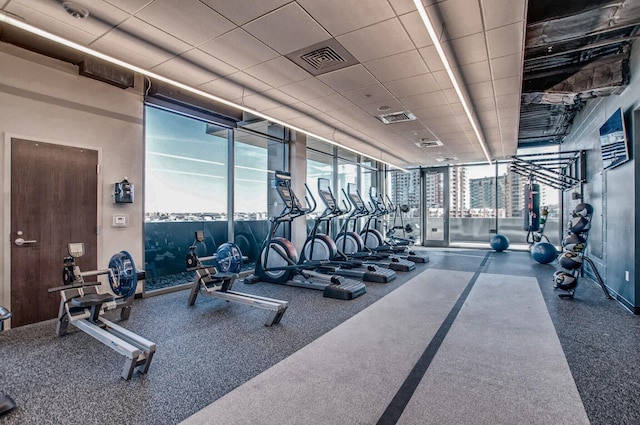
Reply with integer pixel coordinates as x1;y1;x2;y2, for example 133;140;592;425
96;17;191;65
199;78;244;100
497;107;520;119
305;94;357;112
342;84;395;106
399;91;448;110
388;0;426;16
241;91;286;111
228;71;273;93
245;56;311;88
442;88;460;104
151;52;221;86
418;45;445;72
446;32;488;66
360;100;407;116
286;115;327;131
261;104;307;121
457;60;491;84
413;105;457;120
260;89;301;106
200;0;291;25
486;22;524;59
199;28;279;70
317;65;378;93
242;2;331;55
472;96;496;111
337;18;414;63
297;0;396;36
180;48;238;78
399;11;433;49
104;0;151;13
365;50;429;83
135;0;235;46
385;74;439;98
490;53;523;79
3;2;99;45
10;0;130;40
432;70;454;89
493;76;521;96
466;80;495;99
495;93;519;109
430;0;483;40
281;78;335;101
481;0;526;30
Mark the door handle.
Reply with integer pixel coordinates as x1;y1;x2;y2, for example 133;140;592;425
15;237;37;246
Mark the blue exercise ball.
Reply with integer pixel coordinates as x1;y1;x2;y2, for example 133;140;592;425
490;234;509;252
531;242;558;264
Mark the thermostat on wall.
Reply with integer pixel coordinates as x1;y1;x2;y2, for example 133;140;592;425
112;214;129;227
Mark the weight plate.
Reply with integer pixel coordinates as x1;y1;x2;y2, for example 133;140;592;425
107;251;137;298
216;242;243;274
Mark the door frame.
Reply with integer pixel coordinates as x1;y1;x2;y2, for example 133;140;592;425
2;132;103;328
421;167;450;247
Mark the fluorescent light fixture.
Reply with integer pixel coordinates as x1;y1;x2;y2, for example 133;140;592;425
412;0;492;164
0;13;408;172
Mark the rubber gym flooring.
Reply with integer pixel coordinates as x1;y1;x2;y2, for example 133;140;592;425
1;249;639;424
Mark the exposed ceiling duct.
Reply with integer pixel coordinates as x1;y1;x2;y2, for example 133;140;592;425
518;0;640;148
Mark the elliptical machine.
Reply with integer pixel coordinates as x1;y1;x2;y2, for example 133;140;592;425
300;178;395;283
337;183;416;272
0;305;16;416
250;171;367;300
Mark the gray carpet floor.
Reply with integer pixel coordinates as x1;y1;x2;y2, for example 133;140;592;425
1;249;638;424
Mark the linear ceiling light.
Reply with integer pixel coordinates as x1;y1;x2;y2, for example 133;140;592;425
0;13;408;172
412;0;492;164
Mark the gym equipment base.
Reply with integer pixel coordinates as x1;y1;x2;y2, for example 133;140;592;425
315;263;396;283
291;274;367;300
405;251;429;264
188;266;288;326
248;273;367;300
385;257;416;272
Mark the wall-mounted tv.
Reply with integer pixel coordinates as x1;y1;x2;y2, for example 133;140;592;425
599;107;630;170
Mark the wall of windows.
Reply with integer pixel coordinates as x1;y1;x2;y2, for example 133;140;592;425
234;127;288;270
145;106;230;291
144;106;287;291
388;162;561;249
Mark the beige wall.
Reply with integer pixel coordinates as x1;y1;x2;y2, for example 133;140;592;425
0;43;145;308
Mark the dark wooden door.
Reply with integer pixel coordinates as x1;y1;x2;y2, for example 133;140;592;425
10;139;98;327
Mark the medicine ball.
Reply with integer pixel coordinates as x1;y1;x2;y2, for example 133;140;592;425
553;270;577;291
559;251;583;270
562;233;586;247
568;215;590;234
531;242;558;264
573;203;594;218
490;234;509;252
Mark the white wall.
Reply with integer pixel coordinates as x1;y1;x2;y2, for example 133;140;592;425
0;43;145;307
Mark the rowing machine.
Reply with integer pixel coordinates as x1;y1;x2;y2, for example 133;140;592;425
49;243;156;380
186;232;288;326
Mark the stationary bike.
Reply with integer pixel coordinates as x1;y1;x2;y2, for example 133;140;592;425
0;305;16;416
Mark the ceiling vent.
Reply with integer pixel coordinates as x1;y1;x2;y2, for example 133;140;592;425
286;39;359;76
436;157;458;162
415;139;443;148
377;110;417;124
